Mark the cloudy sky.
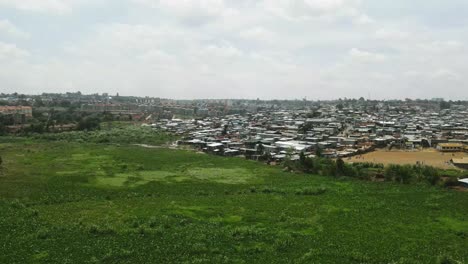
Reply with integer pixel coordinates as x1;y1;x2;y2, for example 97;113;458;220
0;0;467;100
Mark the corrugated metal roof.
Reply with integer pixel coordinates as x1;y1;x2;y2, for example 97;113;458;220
439;143;464;147
459;178;468;184
452;158;468;165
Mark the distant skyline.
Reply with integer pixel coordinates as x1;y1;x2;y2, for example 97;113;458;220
1;0;468;100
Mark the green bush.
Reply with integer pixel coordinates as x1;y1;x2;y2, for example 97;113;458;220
87;224;115;235
295;186;327;196
31;126;177;145
287;154;446;186
36;228;50;239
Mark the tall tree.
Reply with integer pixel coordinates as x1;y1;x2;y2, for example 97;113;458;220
336;158;345;176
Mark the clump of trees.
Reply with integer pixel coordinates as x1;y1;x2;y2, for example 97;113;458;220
384;164;441;185
285;153;359;178
284;153;443;186
0;105;130;135
439;100;452;110
77;115;101;131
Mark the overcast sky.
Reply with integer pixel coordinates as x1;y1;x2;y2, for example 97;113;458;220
0;0;467;100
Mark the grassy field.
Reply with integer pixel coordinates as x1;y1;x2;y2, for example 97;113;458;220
30;125;178;145
347;149;468;170
0;139;467;263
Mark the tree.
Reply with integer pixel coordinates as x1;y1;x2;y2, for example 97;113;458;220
0;122;6;135
306;112;321;118
299;152;306;165
384;164;413;184
299;122;313;134
421;165;440;185
336;158;346;176
315;148;323;158
222;124;228;136
34;98;45;107
28;122;45;134
302;157;316;174
256;143;264;155
283;148;295;170
77;116;101;131
439;101;451;110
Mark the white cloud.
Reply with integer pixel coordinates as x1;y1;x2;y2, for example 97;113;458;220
420;40;464;53
10;21;311;98
263;0;366;22
134;0;232;25
432;68;461;81
202;43;243;58
0;19;29;38
354;14;374;25
0;0;72;14
0;0;467;99
65;23;196;61
302;0;351;12
0;41;29;60
159;0;224;14
239;27;276;43
0;0;105;14
349;48;386;62
375;28;409;40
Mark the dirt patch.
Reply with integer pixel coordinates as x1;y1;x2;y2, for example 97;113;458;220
347;149;468;169
449;186;468;192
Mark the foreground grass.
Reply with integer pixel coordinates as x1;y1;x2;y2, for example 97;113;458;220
0;140;467;263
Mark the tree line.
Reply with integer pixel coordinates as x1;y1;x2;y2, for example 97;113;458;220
281;152;455;186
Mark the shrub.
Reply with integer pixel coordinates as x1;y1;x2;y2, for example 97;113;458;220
230;226;263;240
295;186;327;196
336;158;346;176
28;209;39;217
437;255;459;264
274;235;294;252
137;227;147;235
260;186;285;194
148;217;158;228
384;164;414;184
88;224;115;235
36;228;50;239
10;199;26;209
421;166;441;185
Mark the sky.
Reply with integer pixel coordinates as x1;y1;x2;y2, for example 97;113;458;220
0;0;467;100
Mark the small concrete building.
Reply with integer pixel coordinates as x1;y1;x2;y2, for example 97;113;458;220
437;143;464;152
452;158;468;170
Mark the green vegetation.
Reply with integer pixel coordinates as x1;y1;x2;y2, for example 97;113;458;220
286;154;467;186
30;126;178;145
0;94;141;135
0;139;467;263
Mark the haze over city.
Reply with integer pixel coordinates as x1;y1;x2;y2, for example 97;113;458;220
1;0;468;99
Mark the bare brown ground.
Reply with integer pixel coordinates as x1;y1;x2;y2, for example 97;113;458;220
450;186;468;192
347;149;468;169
